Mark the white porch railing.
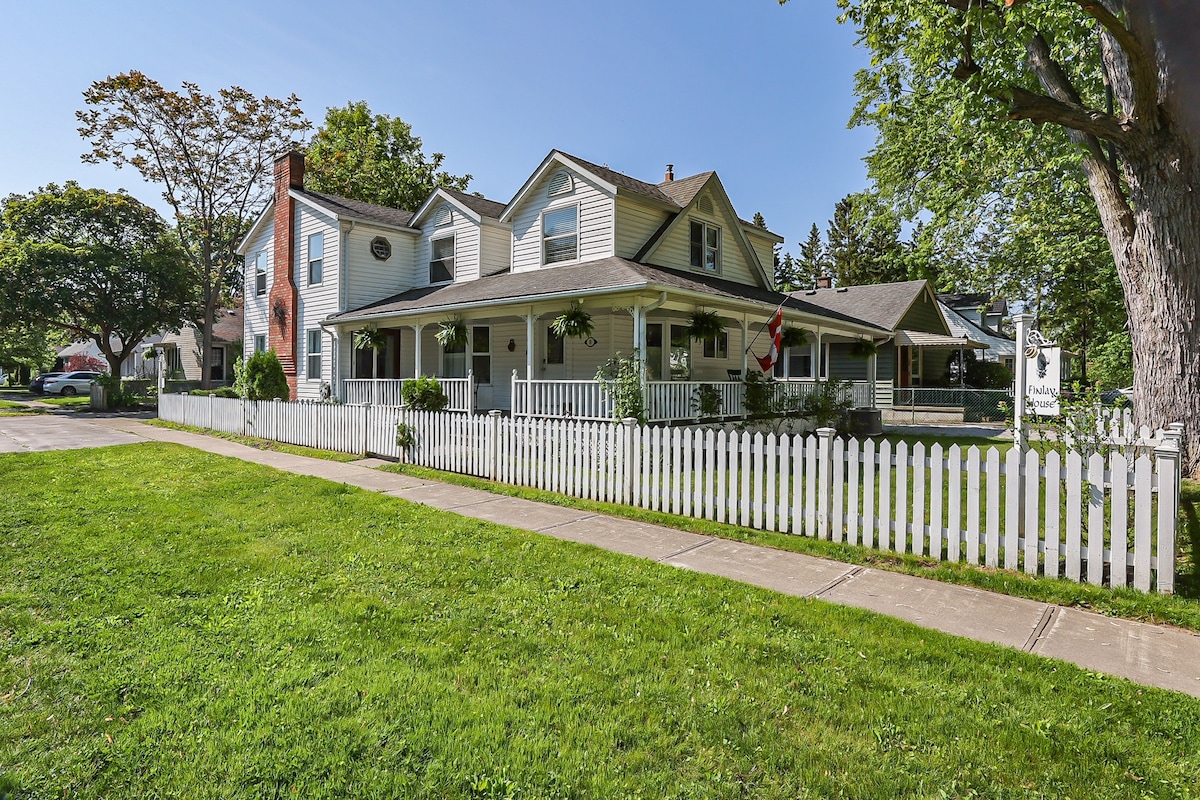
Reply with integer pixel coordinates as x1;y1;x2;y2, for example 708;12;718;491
511;374;612;421
343;376;474;413
512;374;878;423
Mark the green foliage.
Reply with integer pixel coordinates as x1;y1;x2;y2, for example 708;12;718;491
742;371;779;420
395;421;416;450
825;192;912;287
1026;383;1125;461
305;101;470;211
550;302;594;340
0;183;198;376
353;326;388;352
848;338;878;360
692;384;722;420
595;351;645;423
77;70;310;385
799;379;855;432
0;321;62;377
794;222;830;290
684;309;724;343
239;349;289;401
402;376;448;412
968;360;1013;391
434;318;468;349
779;326;809;349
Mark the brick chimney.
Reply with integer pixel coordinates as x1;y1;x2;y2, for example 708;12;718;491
816;274;833;289
269;151;303;396
664;164;674;182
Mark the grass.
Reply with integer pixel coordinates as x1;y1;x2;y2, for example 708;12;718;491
147;419;361;462
0;399;46;417
2;443;1199;798
37;394;91;407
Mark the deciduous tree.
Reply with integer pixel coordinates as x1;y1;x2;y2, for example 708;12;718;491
0;184;198;376
77;71;310;387
785;0;1200;475
305;101;470;211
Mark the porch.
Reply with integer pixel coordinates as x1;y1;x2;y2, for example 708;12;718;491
341;373;880;423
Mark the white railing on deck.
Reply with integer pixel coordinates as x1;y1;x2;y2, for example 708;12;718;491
645;381;744;422
159;393;1185;594
511;374;612;421
342;376;473;413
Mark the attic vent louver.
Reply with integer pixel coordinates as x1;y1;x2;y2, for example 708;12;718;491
697;194;714;214
433;205;452;226
547;170;574;197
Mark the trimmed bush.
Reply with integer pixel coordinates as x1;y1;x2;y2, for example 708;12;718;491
402;376;448;411
239;350;289;401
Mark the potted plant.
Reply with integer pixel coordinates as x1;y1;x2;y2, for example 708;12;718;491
551;301;594;340
849;337;879;359
434;317;468;348
354;326;388;352
685;309;725;342
780;326;809;349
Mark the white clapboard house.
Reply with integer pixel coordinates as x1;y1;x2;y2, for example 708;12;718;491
238;150;892;421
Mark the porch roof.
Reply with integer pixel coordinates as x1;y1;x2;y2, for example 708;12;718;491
895;329;989;350
325;256;888;333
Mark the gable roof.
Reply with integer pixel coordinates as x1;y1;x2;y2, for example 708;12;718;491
409;186;507;227
326;256;886;333
939;292;1008;317
939;302;1017;357
790;280;937;333
291;188;417;230
657;171;714;207
442;188;506;220
560;152;681;206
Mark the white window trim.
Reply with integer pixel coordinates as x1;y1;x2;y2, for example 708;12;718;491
254;251;268;297
433;204;453;226
439;323;491;383
547;170;574;198
541;202;581;267
306;329;323;381
307;233;324;286
429;232;456;285
689;218;722;274
702;330;729;360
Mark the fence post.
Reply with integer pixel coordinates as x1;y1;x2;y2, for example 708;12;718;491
511;369;520;417
817;427;835;540
467;369;475;416
1154;434;1181;594
488;410;502;480
621;417;637;504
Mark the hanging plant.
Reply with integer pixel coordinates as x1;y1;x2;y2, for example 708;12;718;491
780;326;809;349
685;309;725;342
551;301;594;340
353;326;388;352
435;317;468;348
849;337;879;359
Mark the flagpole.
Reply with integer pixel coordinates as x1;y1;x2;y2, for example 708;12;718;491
745;297;790;355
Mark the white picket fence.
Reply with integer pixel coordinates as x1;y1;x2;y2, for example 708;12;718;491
160;394;1184;594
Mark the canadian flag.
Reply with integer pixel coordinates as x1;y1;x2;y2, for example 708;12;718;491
755;308;784;372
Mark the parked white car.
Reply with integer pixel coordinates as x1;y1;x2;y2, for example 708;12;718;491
42;371;102;396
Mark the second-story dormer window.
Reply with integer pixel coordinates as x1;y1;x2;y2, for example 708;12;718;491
690;220;720;272
543;205;578;264
430;236;455;283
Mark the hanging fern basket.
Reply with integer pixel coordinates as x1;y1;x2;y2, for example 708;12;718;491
685;309;725;342
434;317;468;348
354;326;388;352
779;326;809;349
551;302;594;340
849;338;879;359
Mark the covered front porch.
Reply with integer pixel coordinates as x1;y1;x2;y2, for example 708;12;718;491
322;264;888;424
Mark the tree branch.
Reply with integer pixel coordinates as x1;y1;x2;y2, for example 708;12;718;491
1005;86;1130;142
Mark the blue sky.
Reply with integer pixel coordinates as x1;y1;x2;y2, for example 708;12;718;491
0;0;876;255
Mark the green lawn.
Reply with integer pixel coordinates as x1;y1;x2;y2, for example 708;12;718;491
2;444;1199;798
37;394;91;407
0;399;45;416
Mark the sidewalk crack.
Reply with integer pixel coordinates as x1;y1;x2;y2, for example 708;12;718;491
1022;606;1058;653
657;538;715;563
811;566;865;598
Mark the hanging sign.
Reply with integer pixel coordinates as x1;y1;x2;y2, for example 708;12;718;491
1023;330;1061;416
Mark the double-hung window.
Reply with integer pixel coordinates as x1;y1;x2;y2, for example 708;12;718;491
689;220;720;272
254;335;266;354
307;233;323;284
702;331;729;359
254;251;267;296
542;205;578;264
442;325;492;383
430;236;455;283
306;329;322;379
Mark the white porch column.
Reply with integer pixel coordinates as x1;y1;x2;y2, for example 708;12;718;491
869;348;878;408
1013;313;1033;451
631;304;643;355
413;323;424;378
740;314;749;376
816;328;823;381
525;311;535;379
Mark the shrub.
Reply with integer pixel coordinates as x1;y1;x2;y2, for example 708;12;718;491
239;350;289;401
799;379;854;432
595;351;645;423
693;384;722;419
402;376;448;411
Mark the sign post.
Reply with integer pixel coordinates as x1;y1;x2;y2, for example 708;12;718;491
1013;313;1032;451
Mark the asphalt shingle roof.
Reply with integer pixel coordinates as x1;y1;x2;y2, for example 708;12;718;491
327;257;886;331
789;281;929;332
559;152;681;207
294;188;416;229
441;187;506;220
657;172;713;207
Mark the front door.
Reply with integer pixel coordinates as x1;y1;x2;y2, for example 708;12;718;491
543;327;567;380
210;347;226;383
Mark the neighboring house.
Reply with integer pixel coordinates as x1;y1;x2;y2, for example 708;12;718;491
938;292;1009;335
939;301;1017;372
57;336;159;378
238;151;889;420
156;306;243;385
791;280;989;395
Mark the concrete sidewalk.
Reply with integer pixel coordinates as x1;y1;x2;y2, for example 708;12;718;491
92;417;1200;698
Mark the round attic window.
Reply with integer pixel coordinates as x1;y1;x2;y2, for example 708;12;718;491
370;236;392;261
